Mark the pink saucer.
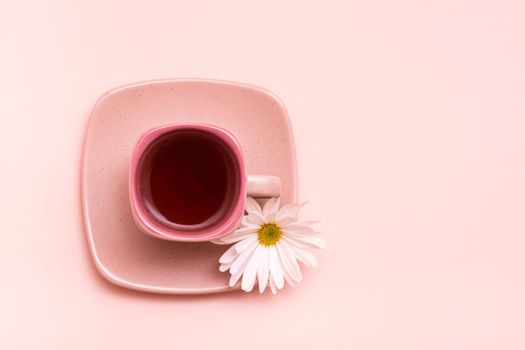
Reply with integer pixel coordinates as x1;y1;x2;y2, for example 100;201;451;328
82;79;297;294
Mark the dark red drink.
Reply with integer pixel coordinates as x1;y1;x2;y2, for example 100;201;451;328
138;130;238;227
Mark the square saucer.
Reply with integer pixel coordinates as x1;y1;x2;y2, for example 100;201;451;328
82;79;297;294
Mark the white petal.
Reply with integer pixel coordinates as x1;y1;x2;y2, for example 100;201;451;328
282;236;321;250
233;225;260;235
229;250;254;287
277;241;303;283
276;216;297;226
282;231;323;244
241;246;264;292
257;247;269;293
263;197;281;217
241;216;254;227
235;235;258;254
210;238;232;245
277;243;298;287
215;233;253;245
229;267;244;287
283;235;326;249
281;236;308;249
268;246;285;290
269;276;277;295
245;197;263;215
230;238;259;275
219;262;232;272
282;223;316;234
212;227;258;245
283;269;297;287
218;244;239;264
246;210;266;225
293;248;319;268
276;201;306;220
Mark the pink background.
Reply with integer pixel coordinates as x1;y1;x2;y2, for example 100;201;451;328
1;1;525;348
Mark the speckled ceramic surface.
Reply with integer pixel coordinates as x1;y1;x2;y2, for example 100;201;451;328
82;79;297;294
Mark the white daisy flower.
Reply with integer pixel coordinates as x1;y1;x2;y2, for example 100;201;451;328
212;197;325;294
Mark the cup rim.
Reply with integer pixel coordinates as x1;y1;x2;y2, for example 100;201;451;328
129;123;247;242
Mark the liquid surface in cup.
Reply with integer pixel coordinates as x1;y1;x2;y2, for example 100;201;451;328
142;131;233;226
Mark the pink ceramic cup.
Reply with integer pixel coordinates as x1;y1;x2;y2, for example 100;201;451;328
129;124;281;242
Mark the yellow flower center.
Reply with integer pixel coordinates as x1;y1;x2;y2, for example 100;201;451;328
257;222;282;247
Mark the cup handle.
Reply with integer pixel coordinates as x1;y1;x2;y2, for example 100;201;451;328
246;175;281;198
